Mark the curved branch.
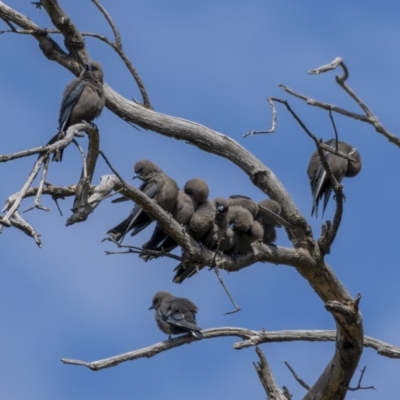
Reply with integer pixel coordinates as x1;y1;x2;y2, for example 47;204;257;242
281;57;400;148
60;328;400;371
40;0;88;62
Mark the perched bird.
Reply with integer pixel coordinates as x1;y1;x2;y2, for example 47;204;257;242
202;197;230;250
230;195;292;232
185;179;216;240
228;206;264;255
48;61;105;161
107;160;179;242
228;195;258;218
173;197;230;283
307;139;362;217
149;291;204;340
142;178;210;258
256;199;282;245
140;189;195;258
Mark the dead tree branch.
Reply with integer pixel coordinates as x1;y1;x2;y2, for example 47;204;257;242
280;57;400;148
243;98;277;137
61;328;400;371
253;346;288;400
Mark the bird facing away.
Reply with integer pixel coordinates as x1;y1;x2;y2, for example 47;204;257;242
48;61;105;161
107;160;179;242
149;291;204;340
307;139;362;217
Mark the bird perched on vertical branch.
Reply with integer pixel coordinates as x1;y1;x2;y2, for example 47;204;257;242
48;61;105;161
149;291;204;340
107;160;179;242
307;139;362;217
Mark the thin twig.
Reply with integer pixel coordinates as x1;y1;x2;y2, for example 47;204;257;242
284;361;310;390
328;110;339;145
282;57;400;148
243;98;277;137
1;153;47;225
344;366;376;392
103;239;183;261
210;240;240;314
91;0;121;47
23;155;51;213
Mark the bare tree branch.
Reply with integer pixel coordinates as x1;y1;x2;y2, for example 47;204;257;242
243;98;277;137
253;346;288;400
61;328;400;371
345;366;376;392
284;361;310;390
281;57;400;148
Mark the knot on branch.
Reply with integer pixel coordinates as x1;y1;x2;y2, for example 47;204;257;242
325;294;362;326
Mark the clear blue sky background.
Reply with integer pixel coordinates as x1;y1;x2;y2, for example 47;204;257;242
1;1;399;399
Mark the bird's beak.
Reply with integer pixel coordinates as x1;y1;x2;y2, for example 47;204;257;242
148;305;155;310
133;174;139;180
217;205;225;212
229;222;236;230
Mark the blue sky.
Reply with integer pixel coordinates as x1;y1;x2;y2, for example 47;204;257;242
1;1;400;398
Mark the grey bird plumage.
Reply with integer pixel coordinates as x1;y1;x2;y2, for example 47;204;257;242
107;160;179;242
307;139;362;217
48;61;105;161
256;199;282;245
228;195;258;218
149;291;204;340
142;178;209;258
173;197;230;283
228;206;263;255
202;197;230;250
140;189;195;258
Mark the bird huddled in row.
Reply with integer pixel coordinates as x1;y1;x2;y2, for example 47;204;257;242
107;159;291;283
47;60;105;162
307;139;362;217
149;291;203;340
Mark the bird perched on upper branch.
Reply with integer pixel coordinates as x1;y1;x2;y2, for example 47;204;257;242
107;160;179;242
307;139;361;217
47;60;105;161
149;291;204;340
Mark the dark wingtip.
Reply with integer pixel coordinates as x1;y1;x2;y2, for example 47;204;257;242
192;330;204;339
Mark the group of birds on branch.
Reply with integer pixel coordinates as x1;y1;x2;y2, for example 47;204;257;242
106;159;293;283
44;60;362;339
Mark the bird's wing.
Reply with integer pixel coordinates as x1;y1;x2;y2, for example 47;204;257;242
128;182;159;237
258;205;293;229
58;80;86;131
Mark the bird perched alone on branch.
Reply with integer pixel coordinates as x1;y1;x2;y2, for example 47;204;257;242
107;160;179;242
149;291;204;340
307;139;361;217
47;60;105;161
